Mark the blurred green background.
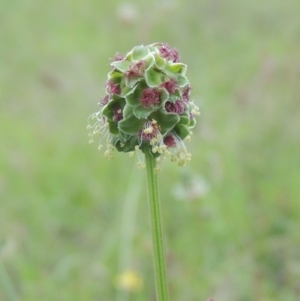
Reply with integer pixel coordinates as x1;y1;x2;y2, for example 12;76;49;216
1;0;300;300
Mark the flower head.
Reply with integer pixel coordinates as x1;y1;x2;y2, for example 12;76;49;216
88;43;200;169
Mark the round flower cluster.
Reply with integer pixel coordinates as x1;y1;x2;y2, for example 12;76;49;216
87;43;200;169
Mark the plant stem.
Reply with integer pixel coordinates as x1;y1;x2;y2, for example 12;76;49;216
144;151;169;301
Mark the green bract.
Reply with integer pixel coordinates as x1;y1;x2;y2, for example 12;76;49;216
88;43;200;167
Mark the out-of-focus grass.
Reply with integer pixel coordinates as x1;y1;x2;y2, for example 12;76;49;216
1;0;300;300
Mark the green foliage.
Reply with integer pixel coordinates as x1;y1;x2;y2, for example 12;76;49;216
145;68;164;87
1;0;300;300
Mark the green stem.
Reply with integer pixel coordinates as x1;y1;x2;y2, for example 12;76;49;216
144;151;169;301
0;260;19;301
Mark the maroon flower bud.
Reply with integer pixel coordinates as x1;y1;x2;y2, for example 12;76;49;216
125;60;147;80
106;80;120;95
140;88;160;108
113;53;125;61
113;106;123;122
100;95;110;106
140;120;160;141
163;135;176;147
159;44;180;63
160;79;177;94
165;100;185;114
182;85;192;102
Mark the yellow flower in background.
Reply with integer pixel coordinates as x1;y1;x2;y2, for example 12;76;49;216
115;270;143;291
